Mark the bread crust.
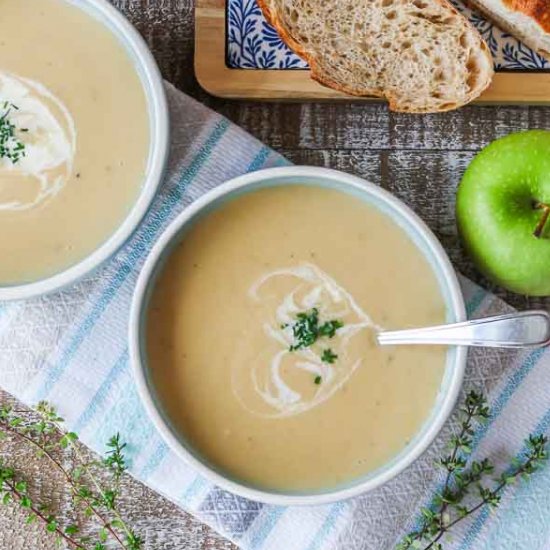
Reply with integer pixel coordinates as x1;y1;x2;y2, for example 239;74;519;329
468;0;550;58
257;0;493;112
504;0;550;32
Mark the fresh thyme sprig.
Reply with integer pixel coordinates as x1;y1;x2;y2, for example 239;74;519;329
0;464;86;549
397;390;548;550
0;401;143;549
103;433;127;482
0;101;26;164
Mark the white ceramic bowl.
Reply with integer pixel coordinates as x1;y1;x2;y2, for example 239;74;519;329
130;167;466;506
0;0;169;301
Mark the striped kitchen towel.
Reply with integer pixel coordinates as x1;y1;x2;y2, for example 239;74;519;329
0;83;549;550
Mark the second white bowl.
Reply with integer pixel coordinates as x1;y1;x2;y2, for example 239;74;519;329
0;0;169;301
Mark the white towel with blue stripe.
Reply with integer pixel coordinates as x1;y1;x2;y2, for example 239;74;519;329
1;84;549;550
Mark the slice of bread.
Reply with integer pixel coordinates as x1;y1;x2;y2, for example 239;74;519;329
467;0;550;59
257;0;494;112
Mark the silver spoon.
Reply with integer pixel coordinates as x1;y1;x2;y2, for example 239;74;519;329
377;310;550;349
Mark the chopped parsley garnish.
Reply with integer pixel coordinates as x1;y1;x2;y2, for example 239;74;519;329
287;307;321;351
314;375;322;385
321;348;338;364
318;319;344;338
0;102;26;164
283;308;343;365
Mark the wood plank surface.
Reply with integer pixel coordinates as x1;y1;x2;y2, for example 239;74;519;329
2;1;550;549
195;0;550;104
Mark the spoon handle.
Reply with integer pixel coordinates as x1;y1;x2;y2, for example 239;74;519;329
377;311;550;348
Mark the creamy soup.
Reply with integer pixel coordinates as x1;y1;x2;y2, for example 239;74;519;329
147;185;448;491
0;0;149;284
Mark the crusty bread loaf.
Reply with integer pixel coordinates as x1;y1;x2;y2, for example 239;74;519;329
467;0;550;59
257;0;494;112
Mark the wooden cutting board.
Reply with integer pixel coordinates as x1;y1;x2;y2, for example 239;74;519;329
195;0;550;104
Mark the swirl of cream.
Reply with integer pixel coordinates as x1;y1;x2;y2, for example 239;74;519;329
0;71;76;211
232;263;382;419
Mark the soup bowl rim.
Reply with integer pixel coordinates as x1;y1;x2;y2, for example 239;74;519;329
129;166;467;506
0;0;169;301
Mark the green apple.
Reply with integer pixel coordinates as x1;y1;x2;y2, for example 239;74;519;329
457;130;550;296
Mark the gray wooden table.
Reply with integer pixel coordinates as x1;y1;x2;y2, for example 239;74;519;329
1;1;549;548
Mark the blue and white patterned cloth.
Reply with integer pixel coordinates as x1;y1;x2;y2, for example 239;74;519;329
1;84;550;549
227;0;549;71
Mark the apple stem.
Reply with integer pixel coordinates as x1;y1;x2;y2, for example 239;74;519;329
533;202;550;238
